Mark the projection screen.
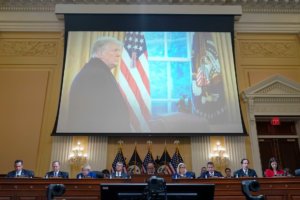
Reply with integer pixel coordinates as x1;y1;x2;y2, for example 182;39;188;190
55;31;244;134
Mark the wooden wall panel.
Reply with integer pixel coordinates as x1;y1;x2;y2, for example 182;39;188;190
0;32;64;176
0;69;49;173
235;33;300;165
235;33;300;92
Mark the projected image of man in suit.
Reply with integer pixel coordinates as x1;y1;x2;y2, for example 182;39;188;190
67;37;131;133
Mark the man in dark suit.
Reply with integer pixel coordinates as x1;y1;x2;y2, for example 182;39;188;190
7;160;34;178
45;161;69;178
199;161;223;178
111;162;128;178
234;158;258;178
66;37;131;133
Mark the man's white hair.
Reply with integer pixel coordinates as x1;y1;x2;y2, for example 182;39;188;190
91;37;123;58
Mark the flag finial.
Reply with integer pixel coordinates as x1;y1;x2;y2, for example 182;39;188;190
118;140;124;148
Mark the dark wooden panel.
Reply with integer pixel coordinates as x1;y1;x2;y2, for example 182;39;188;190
0;177;300;200
0;197;12;200
256;121;296;135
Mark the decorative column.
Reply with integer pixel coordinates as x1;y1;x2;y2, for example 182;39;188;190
247;97;263;177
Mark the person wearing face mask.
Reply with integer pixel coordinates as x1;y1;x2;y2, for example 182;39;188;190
264;157;284;177
234;158;257;178
66;37;131;133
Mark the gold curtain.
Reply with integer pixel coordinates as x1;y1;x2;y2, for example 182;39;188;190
212;33;241;123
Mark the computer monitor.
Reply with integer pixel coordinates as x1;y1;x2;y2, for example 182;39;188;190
100;183;215;200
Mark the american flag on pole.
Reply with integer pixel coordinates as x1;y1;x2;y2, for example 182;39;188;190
128;146;143;175
118;32;151;132
170;147;184;174
158;147;172;175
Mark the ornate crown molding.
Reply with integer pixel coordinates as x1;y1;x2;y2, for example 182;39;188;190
0;0;300;14
0;40;58;57
242;74;300;102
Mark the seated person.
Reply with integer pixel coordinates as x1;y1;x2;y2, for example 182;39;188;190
172;163;195;179
45;161;69;178
111;162;128;178
7;160;34;178
234;158;257;178
224;167;233;178
198;162;223;178
76;164;97;179
264;157;284;177
283;168;293;177
295;169;300;176
102;169;111;178
200;166;207;174
146;162;157;175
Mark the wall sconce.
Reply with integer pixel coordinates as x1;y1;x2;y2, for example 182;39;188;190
209;141;229;159
209;141;229;169
68;141;88;168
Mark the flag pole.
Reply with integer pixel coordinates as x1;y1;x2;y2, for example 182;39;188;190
134;141;137;174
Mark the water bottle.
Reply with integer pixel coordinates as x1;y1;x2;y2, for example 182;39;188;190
236;174;239;178
109;174;112;179
78;175;82;179
205;174;207;179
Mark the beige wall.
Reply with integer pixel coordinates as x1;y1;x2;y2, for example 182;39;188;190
0;31;299;176
235;33;300;165
0;32;64;175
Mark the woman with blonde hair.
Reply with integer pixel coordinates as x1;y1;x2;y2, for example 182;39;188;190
172;163;195;179
76;164;97;179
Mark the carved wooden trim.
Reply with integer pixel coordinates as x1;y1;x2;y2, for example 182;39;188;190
0;40;58;57
239;41;298;58
242;75;300;177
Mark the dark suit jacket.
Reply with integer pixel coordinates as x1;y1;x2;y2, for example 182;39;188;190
67;58;131;133
234;168;257;178
7;169;34;178
111;172;128;179
45;171;69;178
199;170;223;178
